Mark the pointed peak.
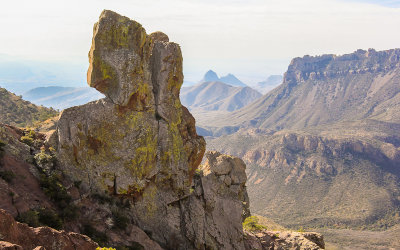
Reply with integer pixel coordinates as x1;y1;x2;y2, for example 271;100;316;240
219;74;247;87
201;70;219;82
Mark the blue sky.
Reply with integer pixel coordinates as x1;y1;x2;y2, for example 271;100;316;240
1;0;400;85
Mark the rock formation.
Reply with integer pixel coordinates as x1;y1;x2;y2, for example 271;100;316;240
0;209;98;250
50;10;251;249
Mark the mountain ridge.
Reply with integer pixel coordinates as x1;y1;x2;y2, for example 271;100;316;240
206;48;400;234
199;70;247;87
181;81;261;112
199;48;400;133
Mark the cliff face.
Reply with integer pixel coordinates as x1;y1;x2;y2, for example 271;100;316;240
284;49;400;84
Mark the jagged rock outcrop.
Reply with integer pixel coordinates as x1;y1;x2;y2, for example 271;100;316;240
244;229;325;250
0;209;98;250
49;10;254;249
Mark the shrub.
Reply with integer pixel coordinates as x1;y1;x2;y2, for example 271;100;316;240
20;135;34;146
91;193;113;204
243;216;268;232
37;208;63;230
17;210;40;227
83;224;108;246
194;168;203;177
40;173;71;205
39;173;78;222
0;170;15;183
0;140;5;158
112;210;129;230
20;130;37;146
297;226;305;232
17;208;64;229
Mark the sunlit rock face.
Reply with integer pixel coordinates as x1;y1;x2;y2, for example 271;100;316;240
52;10;251;249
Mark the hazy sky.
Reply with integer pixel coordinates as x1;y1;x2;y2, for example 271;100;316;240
1;0;400;84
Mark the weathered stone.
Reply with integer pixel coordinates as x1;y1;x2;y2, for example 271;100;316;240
0;241;23;250
244;229;325;250
149;31;169;43
175;151;251;249
52;10;238;249
0;209;98;250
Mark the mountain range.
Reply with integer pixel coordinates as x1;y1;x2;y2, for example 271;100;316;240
204;48;400;234
180;81;261;112
200;70;247;87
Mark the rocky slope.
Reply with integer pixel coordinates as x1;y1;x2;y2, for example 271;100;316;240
181;81;262;112
0;209;98;250
0;88;58;128
244;229;324;250
23;86;104;110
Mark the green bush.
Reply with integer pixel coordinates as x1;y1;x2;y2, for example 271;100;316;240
17;210;40;227
112;210;129;230
20;135;34;146
40;173;71;205
16;208;63;229
20;130;37;146
83;224;108;246
39;173;78;222
0;170;15;183
37;208;63;230
91;193;113;204
243;216;268;232
0;140;5;158
297;226;305;232
34;149;55;166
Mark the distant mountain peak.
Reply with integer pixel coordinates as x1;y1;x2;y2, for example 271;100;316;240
199;70;247;87
201;70;219;82
219;74;247;87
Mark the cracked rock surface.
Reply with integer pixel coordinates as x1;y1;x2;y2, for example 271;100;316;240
51;10;252;249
